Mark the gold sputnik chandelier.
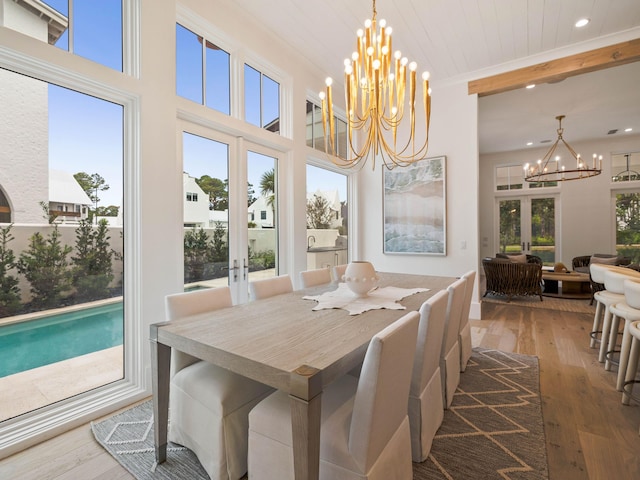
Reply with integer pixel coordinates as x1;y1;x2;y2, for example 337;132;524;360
319;0;431;170
524;115;602;182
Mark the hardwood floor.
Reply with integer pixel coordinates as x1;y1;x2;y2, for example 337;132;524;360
1;301;639;479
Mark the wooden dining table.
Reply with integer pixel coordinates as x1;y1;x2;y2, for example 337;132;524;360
150;271;456;480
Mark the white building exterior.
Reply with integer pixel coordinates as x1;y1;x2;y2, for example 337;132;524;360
183;172;209;227
0;0;67;224
247;195;274;228
48;169;92;223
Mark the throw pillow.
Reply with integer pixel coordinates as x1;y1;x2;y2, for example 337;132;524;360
590;255;619;265
509;254;527;264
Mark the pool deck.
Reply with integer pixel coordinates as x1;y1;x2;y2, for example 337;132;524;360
0;347;123;422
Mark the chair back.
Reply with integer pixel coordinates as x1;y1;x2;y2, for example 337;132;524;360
165;286;233;321
459;270;476;332
299;268;332;288
442;278;466;354
604;269;640;294
624;278;640;309
332;264;348;283
165;286;233;374
249;274;293;300
349;311;419;471
411;290;448;397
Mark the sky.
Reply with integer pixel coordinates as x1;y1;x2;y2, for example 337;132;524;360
43;1;347;209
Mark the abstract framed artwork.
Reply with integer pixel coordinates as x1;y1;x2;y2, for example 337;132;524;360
383;156;446;255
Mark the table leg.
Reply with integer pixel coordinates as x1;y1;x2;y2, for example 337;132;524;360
150;324;171;467
289;365;322;480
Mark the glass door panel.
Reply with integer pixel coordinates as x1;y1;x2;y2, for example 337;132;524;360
530;198;556;265
498;196;556;266
246;150;278;284
182;132;229;290
498;199;521;254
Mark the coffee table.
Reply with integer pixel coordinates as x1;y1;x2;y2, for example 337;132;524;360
542;271;591;299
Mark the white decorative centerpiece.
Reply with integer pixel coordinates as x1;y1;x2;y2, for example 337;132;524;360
344;261;379;297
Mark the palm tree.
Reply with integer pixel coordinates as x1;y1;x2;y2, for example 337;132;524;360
260;169;275;223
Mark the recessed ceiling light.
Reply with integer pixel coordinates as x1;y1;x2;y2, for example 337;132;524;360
575;18;590;28
625;127;633;132
526;142;533;146
526;84;535;89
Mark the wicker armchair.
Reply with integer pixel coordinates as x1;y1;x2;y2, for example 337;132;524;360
482;258;543;302
496;252;543;265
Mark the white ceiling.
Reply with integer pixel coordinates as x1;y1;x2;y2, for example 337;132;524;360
230;0;640;154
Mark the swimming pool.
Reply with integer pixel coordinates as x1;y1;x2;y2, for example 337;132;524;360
0;302;123;378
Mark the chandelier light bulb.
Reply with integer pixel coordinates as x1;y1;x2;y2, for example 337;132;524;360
325;77;332;87
357;29;364;38
381;45;389;55
400;57;408;66
372;59;381;70
385;26;392;36
394;50;402;60
352;52;359;61
422;71;430;81
366;46;374;56
345;65;353;75
409;61;417;71
344;58;351;67
364;19;371;28
379;19;386;28
319;92;325;100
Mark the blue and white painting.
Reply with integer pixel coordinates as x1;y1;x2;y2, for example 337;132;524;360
383;156;446;255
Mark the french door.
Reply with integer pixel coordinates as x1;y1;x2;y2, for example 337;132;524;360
497;195;557;266
181;127;281;304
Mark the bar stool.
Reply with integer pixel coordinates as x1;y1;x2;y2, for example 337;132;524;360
601;268;640;367
589;264;622;349
610;279;640;390
622;320;640;407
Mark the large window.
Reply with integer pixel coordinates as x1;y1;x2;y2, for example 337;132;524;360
3;0;124;72
176;24;231;115
0;68;125;420
306;100;347;158
306;165;348;270
244;64;280;133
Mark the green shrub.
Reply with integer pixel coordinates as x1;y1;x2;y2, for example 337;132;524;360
0;224;21;317
17;225;73;309
72;219;114;301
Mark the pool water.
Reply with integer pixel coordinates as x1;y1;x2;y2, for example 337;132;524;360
0;303;123;378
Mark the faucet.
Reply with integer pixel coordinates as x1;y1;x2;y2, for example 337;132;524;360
307;235;316;250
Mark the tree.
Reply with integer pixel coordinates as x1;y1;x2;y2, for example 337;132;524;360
17;226;73;309
260;169;275;209
0;224;21;317
196;175;228;210
95;205;120;217
71;219;114;301
184;227;211;282
306;194;333;229
74;172;110;220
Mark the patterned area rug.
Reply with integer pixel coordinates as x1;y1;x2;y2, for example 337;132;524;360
91;349;548;479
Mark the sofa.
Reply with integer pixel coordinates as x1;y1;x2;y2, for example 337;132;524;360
482;257;543;302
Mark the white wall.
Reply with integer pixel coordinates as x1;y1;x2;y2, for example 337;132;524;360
357;82;481;316
480;134;640;266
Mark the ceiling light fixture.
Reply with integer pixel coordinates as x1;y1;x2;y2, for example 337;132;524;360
526;84;535;89
625;127;633;132
523;115;602;182
575;18;590;28
320;0;431;170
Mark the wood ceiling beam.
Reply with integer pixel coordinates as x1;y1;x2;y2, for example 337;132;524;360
468;38;640;97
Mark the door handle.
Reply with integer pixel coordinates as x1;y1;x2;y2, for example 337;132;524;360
527;242;530;251
522;242;525;251
243;258;249;280
226;259;239;282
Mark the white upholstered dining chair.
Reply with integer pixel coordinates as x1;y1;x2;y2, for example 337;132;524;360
249;274;294;300
247;311;420;480
409;289;449;462
440;278;466;408
166;286;273;480
458;270;477;372
332;263;348;283
299;268;332;288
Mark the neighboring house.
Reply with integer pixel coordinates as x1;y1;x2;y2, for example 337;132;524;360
247;195;274;228
306;189;342;229
183;172;209;228
48;170;92;224
209;209;229;227
0;0;67;224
